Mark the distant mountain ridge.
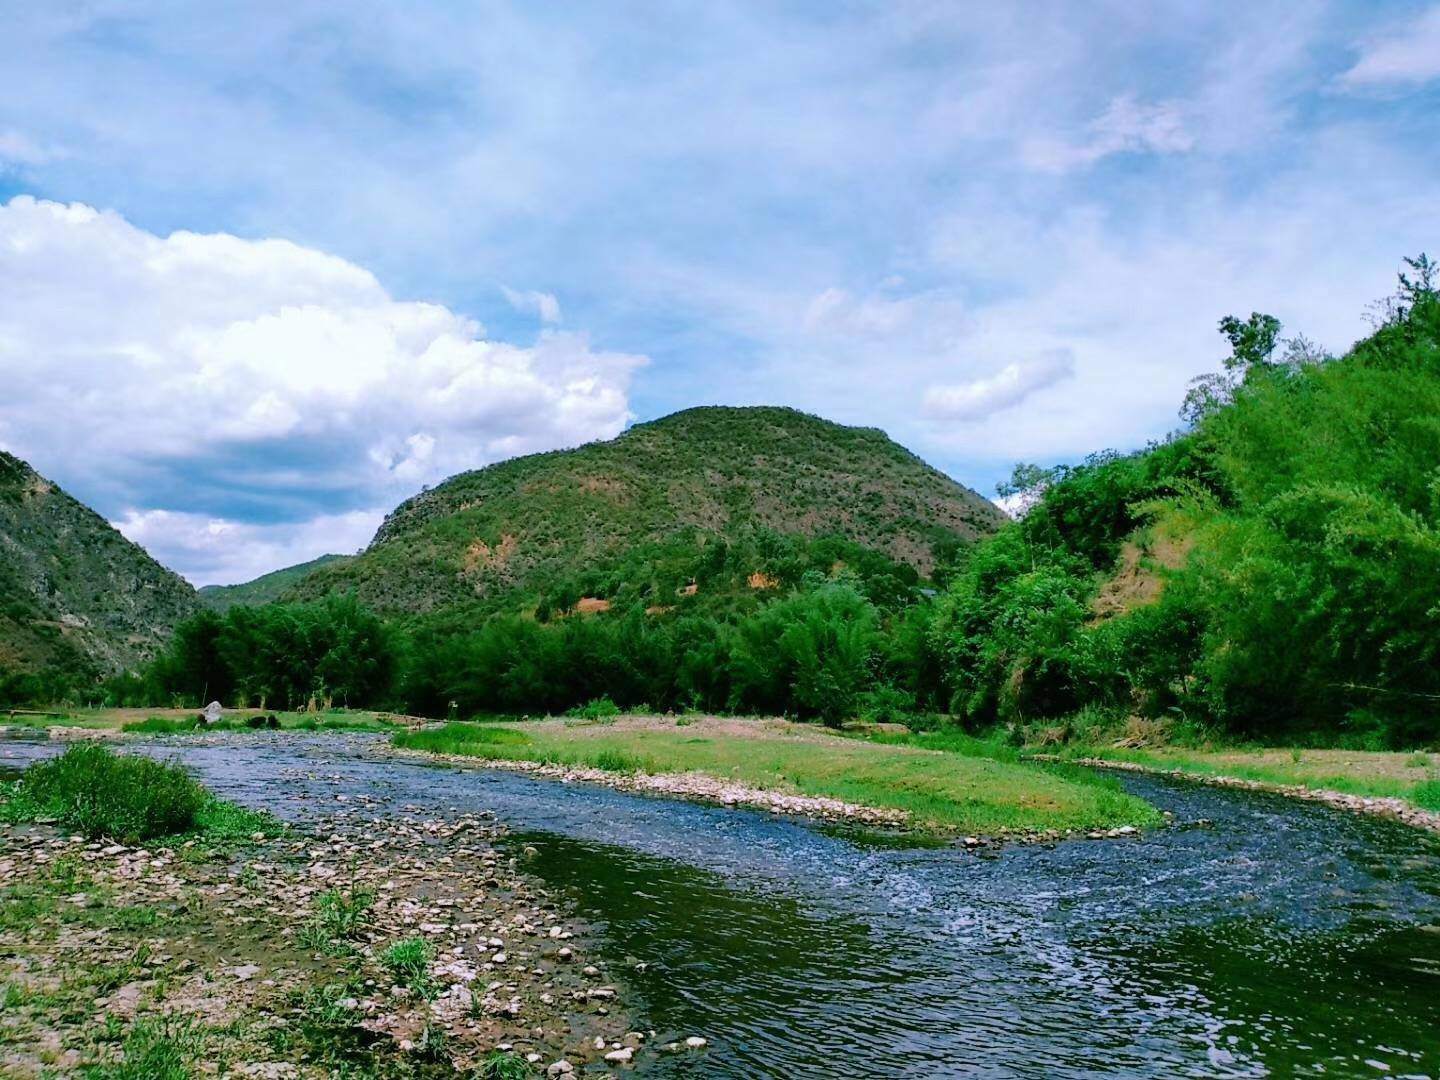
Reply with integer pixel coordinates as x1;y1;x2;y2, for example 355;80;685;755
0;451;199;677
199;553;353;612
289;405;1006;616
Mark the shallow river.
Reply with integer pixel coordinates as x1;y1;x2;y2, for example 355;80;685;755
5;732;1440;1078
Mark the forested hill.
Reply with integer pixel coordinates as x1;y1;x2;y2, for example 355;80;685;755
0;451;199;680
199;554;352;612
289;406;1006;617
940;257;1440;746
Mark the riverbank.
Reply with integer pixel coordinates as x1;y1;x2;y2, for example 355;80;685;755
2;705;419;736
1038;744;1440;834
391;716;1160;838
0;748;696;1077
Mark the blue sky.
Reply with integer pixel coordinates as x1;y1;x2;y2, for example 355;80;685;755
1;2;1438;583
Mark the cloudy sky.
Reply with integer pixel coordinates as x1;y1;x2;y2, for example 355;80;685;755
1;2;1437;585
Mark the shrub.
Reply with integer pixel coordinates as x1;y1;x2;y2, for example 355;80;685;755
565;696;622;721
19;745;205;841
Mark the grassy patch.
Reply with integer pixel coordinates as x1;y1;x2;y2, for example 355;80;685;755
298;888;374;953
381;936;437;1000
395;719;1158;834
90;1016;204;1080
0;744;281;846
476;1050;533;1079
119;709;398;736
1046;742;1440;812
12;744;204;841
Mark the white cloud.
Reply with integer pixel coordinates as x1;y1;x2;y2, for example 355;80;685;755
923;350;1076;422
1339;6;1440;89
1022;95;1194;173
0;196;644;582
113;508;384;587
501;286;562;323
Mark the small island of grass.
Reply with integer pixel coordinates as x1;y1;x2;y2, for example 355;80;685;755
392;715;1160;837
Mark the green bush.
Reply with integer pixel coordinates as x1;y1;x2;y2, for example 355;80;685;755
565;696;622;721
18;745;205;841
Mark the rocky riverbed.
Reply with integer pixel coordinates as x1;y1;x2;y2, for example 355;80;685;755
0;790;709;1076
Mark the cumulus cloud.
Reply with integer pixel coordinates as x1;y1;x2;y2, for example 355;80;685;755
923;350;1076;422
0;196;644;583
501;286;562;323
113;508;385;588
1339;6;1440;89
1022;95;1194;173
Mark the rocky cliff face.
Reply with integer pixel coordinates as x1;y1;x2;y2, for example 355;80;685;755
0;451;199;677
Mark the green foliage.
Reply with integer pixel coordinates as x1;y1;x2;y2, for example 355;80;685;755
123;715;203;735
476;1050;533;1079
298;888;374;952
934;257;1440;746
381;936;437;999
286;405;1002;619
198;553;353;612
0;450;198;686
89;1016;203;1080
148;593;396;710
729;580;880;725
16;745;205;841
565;696;621;721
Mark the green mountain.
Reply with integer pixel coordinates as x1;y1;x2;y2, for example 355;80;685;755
0;451;199;678
290;406;1005;617
199;554;353;612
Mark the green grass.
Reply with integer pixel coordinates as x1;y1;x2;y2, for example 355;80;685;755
1415;782;1440;811
1044;742;1440;812
298;888;374;952
381;936;437;1000
89;1016;204;1080
395;720;1159;834
10;744;204;841
476;1050;533;1079
121;710;396;736
0;744;281;845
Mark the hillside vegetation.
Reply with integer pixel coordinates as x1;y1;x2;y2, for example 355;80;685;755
199;553;351;612
937;256;1440;748
0;451;198;694
20;260;1440;752
289;405;1004;618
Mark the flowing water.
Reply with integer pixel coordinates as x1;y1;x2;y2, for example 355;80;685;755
5;731;1440;1078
